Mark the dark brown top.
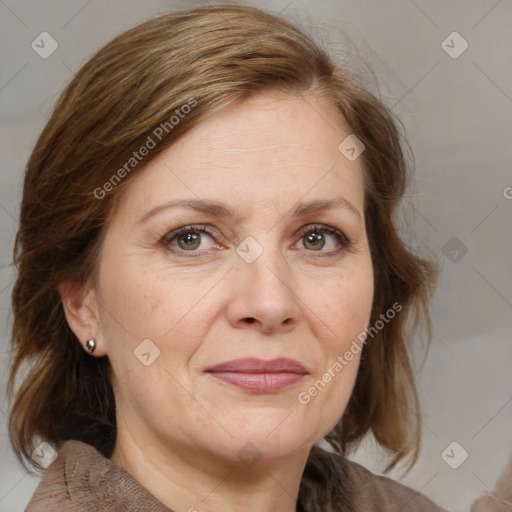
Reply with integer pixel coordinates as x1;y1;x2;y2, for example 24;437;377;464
25;440;509;511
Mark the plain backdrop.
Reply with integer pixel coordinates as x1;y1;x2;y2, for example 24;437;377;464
1;1;511;511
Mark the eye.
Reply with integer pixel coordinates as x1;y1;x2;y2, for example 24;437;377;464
161;225;219;256
295;224;351;257
161;223;351;258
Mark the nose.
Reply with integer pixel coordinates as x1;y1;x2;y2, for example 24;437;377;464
226;245;302;334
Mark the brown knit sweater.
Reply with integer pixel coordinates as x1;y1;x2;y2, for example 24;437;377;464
24;440;508;511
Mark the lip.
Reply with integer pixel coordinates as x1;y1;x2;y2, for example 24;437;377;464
205;357;308;393
205;357;308;374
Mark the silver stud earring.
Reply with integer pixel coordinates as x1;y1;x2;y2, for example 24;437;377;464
85;339;96;354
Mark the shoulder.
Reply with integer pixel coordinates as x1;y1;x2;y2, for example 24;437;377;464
470;455;512;512
26;440;112;511
25;440;170;512
299;445;448;512
342;456;448;511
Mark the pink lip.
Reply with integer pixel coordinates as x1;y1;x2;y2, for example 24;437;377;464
205;357;308;393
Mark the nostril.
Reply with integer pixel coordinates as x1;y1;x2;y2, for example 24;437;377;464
245;318;256;323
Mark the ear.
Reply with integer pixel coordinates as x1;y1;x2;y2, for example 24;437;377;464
57;279;107;357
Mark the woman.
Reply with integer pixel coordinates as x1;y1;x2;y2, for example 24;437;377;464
6;4;455;511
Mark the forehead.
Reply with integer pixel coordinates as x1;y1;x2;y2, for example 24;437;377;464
116;90;366;221
181;90;353;160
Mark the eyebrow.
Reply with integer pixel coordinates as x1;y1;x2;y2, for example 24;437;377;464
138;196;362;224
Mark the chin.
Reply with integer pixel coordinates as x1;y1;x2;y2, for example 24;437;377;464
219;413;320;461
207;434;313;468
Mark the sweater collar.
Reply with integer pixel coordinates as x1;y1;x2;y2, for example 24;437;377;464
29;440;172;511
27;440;350;512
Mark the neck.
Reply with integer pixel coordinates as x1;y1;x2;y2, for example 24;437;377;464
110;429;311;512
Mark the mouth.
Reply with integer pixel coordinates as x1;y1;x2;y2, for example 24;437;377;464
204;357;309;393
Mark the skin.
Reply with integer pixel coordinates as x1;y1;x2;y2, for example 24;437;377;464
60;90;374;512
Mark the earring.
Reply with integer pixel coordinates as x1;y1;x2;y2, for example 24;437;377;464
85;339;96;354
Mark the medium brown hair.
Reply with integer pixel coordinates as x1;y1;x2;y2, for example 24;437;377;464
7;4;437;474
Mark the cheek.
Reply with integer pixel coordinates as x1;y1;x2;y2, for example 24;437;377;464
97;256;210;368
300;271;372;427
317;264;374;349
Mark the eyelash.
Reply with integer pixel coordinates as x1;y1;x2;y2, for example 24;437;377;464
160;223;352;259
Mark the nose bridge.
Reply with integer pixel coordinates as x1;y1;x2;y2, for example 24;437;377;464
229;233;300;332
240;234;294;297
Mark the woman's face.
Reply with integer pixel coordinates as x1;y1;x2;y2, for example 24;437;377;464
90;91;374;465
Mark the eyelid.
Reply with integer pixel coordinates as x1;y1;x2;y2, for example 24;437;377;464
295;223;351;247
161;224;217;245
161;223;352;257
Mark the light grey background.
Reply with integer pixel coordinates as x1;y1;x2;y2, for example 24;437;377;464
1;1;511;511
